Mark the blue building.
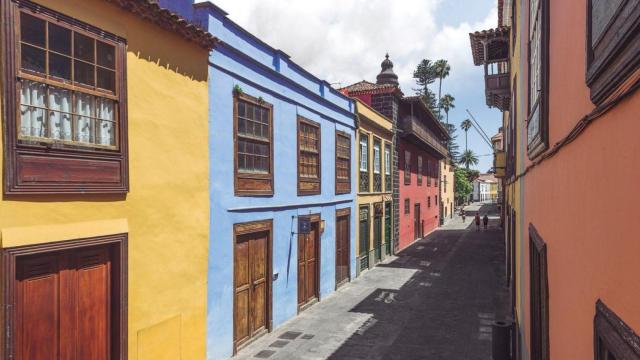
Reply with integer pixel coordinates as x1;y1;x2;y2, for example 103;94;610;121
159;2;357;358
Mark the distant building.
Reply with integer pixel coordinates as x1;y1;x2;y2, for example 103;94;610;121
440;160;456;224
472;174;498;202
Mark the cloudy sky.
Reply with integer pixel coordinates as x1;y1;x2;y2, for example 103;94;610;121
198;0;502;171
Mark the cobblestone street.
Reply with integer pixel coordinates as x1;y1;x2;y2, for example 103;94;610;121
235;202;509;360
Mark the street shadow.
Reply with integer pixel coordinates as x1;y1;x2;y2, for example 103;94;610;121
328;215;508;360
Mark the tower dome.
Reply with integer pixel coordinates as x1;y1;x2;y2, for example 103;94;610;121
376;53;399;86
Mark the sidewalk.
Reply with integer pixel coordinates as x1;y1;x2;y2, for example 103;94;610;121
234;203;508;359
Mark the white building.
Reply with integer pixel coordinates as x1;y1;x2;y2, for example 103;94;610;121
472;174;498;202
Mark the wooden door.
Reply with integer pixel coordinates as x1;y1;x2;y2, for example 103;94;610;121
15;246;113;360
335;211;350;288
234;231;269;350
414;203;422;239
373;212;382;262
358;206;370;271
298;221;319;309
384;202;392;255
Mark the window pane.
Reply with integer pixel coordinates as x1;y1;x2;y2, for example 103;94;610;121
49;53;72;80
97;67;115;91
48;87;72;140
74;60;95;86
20;13;45;47
21;44;46;73
74;33;95;62
48;23;71;55
96;41;115;69
75;93;94;143
96;98;115;146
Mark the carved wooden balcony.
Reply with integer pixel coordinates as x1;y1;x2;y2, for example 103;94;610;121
494;151;506;178
399;117;449;159
470;26;512;112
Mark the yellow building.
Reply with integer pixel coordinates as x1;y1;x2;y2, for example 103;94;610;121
0;1;215;359
354;99;394;274
440;159;455;223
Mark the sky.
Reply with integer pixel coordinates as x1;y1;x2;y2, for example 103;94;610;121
197;0;503;172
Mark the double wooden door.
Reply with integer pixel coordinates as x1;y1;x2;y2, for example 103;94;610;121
335;211;350;288
373;206;382;262
384;202;392;255
298;220;320;309
234;230;270;351
15;245;114;360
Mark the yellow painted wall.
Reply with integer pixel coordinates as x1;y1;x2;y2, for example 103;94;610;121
0;1;210;359
440;161;455;219
354;100;393;263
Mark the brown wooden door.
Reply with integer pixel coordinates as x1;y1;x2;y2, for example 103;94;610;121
414;203;422;239
15;246;113;360
335;213;350;288
298;221;319;308
234;231;269;349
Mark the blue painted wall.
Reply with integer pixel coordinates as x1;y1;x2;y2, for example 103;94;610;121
160;2;357;359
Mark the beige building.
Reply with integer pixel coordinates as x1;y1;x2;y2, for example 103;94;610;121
354;99;394;275
440;159;455;224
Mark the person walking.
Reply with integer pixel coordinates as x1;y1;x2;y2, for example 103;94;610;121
461;209;466;223
474;213;480;231
483;214;489;230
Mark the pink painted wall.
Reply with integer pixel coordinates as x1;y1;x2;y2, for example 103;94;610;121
398;139;440;251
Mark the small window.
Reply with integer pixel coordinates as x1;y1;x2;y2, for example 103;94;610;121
234;94;273;196
427;196;431;208
594;300;640;360
335;131;351;195
373;139;382;192
297;117;321;195
359;133;369;193
529;224;549;360
586;0;640;104
434;162;438;187
404;198;410;215
404;151;411;185
527;0;549;158
435;195;438;204
384;143;392;192
417;156;423;185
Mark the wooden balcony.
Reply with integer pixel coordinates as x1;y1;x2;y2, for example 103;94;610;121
399;117;448;158
494;151;506;178
485;62;511;111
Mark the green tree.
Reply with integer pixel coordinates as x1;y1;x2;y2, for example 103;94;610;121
454;167;473;205
412;59;439;114
459;149;479;169
433;59;451;119
442;122;460;163
460;119;472;151
439;94;455;124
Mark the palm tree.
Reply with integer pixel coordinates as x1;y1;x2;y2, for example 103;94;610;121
439;94;455;124
460;119;472;151
433;59;451;119
459;149;479;169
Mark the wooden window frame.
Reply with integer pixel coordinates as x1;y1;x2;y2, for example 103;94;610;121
404;150;411;185
586;0;640;105
234;92;274;196
335;130;351;195
417;155;423;186
384;142;391;192
2;0;129;194
372;137;382;192
526;0;550;160
529;223;549;360
359;132;369;193
297;116;321;196
594;299;640;360
2;233;128;360
404;198;410;215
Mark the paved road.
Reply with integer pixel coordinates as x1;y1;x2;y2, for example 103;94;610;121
235;203;509;360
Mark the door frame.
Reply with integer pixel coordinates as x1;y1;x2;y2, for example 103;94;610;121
335;207;351;290
414;203;422;240
2;233;128;360
297;213;321;313
233;219;274;354
373;202;383;262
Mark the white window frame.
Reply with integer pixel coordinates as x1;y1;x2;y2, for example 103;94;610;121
359;135;368;172
373;141;381;174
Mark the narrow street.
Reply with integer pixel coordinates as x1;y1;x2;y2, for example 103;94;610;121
236;203;509;360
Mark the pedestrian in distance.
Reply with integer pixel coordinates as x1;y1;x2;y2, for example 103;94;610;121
461;210;466;223
483;214;489;230
475;213;480;231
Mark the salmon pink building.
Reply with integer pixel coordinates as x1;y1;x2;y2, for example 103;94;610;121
471;0;640;359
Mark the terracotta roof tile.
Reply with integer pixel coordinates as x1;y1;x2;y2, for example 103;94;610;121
106;0;219;49
340;80;401;96
469;26;510;65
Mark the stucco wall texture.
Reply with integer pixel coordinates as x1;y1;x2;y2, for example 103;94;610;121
515;0;640;359
0;0;211;359
398;140;440;251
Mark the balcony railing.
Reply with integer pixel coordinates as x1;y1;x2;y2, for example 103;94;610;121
485;61;510;111
494;151;506;178
400;117;448;158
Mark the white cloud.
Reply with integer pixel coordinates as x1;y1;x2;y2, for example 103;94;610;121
199;0;497;94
